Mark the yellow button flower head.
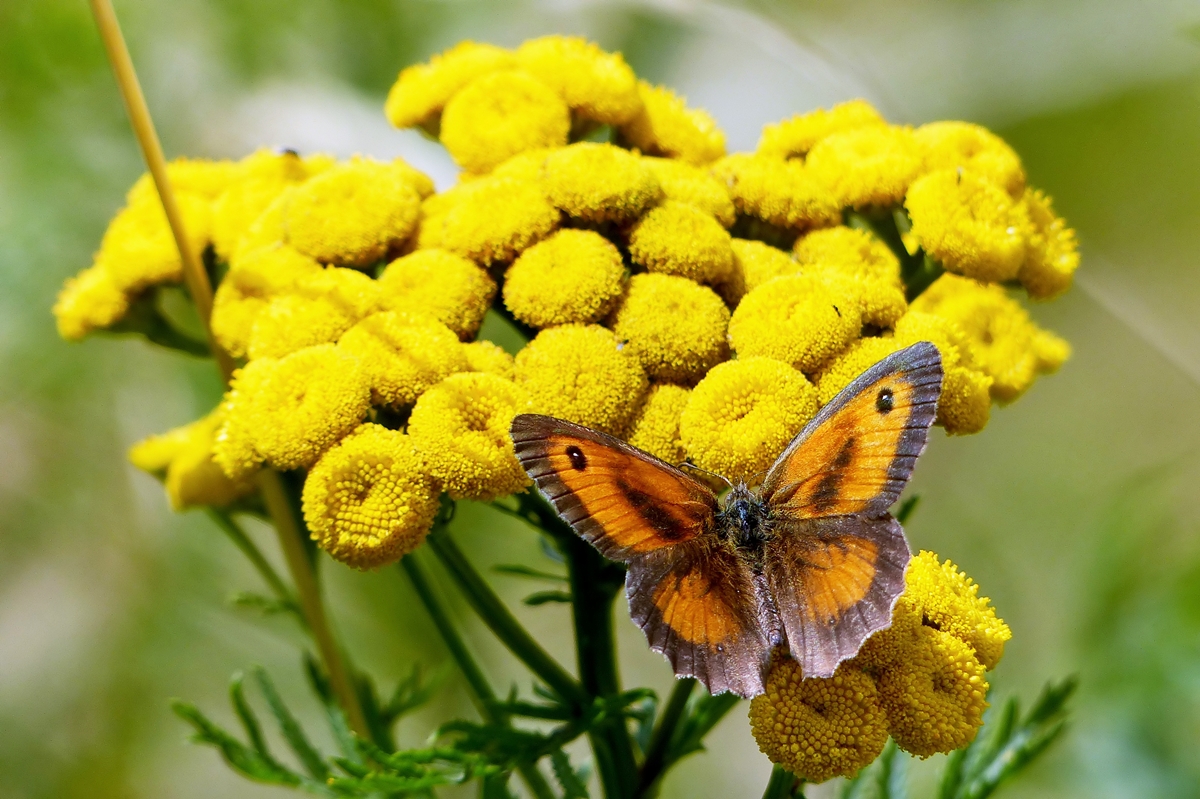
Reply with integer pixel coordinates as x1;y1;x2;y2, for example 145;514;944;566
210;149;316;259
515;36;641;125
463;340;515;379
729;275;863;373
710;154;839;230
912;275;1069;402
680;357;818;479
915;121;1026;198
626;383;692;465
440;70;571;174
514;324;648;435
620;81;726;164
806;126;926;209
98;192;212;293
1018;189;1080;300
814;336;907;406
756;99;886;160
384;41;517;130
53;265;129;340
641;157;736;227
905;169;1031;283
627;201;734;285
408;372;531;501
302;424;441;570
542;143;662;224
607;273;730;384
213;359;273;480
749;658;889;783
441;176;560;266
489;148;554;183
902;550;1012;670
730;238;801;297
245;266;382;360
284;159;422;268
338;311;469;408
126;157;243;205
892;311;994;434
503;229;626;328
132;411;256;511
378;249;497;340
793;228;907;328
211;245;325;358
240;344;372;471
876;624;988;758
234;185;297;255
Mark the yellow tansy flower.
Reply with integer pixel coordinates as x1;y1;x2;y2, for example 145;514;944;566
211;245;325;358
210;149;317;260
247;294;356;361
441;176;560;266
915;121;1026;198
338;311;469;408
749;659;889;783
212;359;273;480
463;339;515;379
233;185;296;256
756;99;886;160
876;624;988;758
710;154;839;230
488;148;554;183
892;311;995;434
626;383;691;465
728;275;863;373
912;275;1069;402
284;159;422;268
641;157;736;228
514;324;647;435
542;143;662;224
440;70;571;174
98;192;212;293
53;264;129;340
680;357;818;479
131;411;256;511
515;36;641;126
627;201;734;285
901;551;1012;670
620;81;726;164
503;229;626;328
384;41;517;130
239;344;372;471
302;424;441;570
607;273;730;384
806;126;926;210
378;249;497;340
125;157;243;205
408;372;531;501
905;169;1030;283
813;336;907;406
729;238;800;298
793;226;901;288
1018;189;1080;300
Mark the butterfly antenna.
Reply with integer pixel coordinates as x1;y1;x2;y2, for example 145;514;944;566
678;461;732;489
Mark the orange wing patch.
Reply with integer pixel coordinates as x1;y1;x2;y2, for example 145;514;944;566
652;568;741;644
795;537;879;624
511;415;719;562
761;342;942;519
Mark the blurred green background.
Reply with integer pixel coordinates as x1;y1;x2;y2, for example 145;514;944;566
2;1;1199;796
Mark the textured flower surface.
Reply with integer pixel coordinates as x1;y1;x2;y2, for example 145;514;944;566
55;33;1083;792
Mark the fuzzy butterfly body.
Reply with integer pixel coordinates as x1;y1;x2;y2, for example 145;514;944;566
511;341;943;698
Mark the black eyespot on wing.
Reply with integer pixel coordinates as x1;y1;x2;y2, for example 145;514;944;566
876;387;894;414
566;445;587;471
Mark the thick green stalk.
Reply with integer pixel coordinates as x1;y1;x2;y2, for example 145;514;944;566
257;469;369;738
425;526;586;707
762;765;803;799
563;535;639;798
636;678;696;796
401;553;556;799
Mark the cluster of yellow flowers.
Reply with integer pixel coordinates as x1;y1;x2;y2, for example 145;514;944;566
749;551;1010;781
55;36;1077;576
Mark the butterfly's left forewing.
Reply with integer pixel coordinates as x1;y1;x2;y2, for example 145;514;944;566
511;414;772;696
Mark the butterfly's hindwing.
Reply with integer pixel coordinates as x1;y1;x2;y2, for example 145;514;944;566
763;514;911;678
761;342;943;518
626;538;773;697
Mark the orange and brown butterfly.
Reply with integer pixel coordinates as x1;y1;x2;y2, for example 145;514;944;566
510;341;943;698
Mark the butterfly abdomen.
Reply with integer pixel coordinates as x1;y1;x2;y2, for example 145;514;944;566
719;484;774;555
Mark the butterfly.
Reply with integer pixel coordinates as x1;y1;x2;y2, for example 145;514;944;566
509;341;943;698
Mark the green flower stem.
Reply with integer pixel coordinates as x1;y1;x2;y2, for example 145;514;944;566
425;526;587;708
256;469;369;739
205;508;295;610
401;552;557;799
845;208;945;301
563;533;640;798
762;765;803;799
636;677;696;796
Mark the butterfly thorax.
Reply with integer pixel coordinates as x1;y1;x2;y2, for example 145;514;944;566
718;483;774;557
